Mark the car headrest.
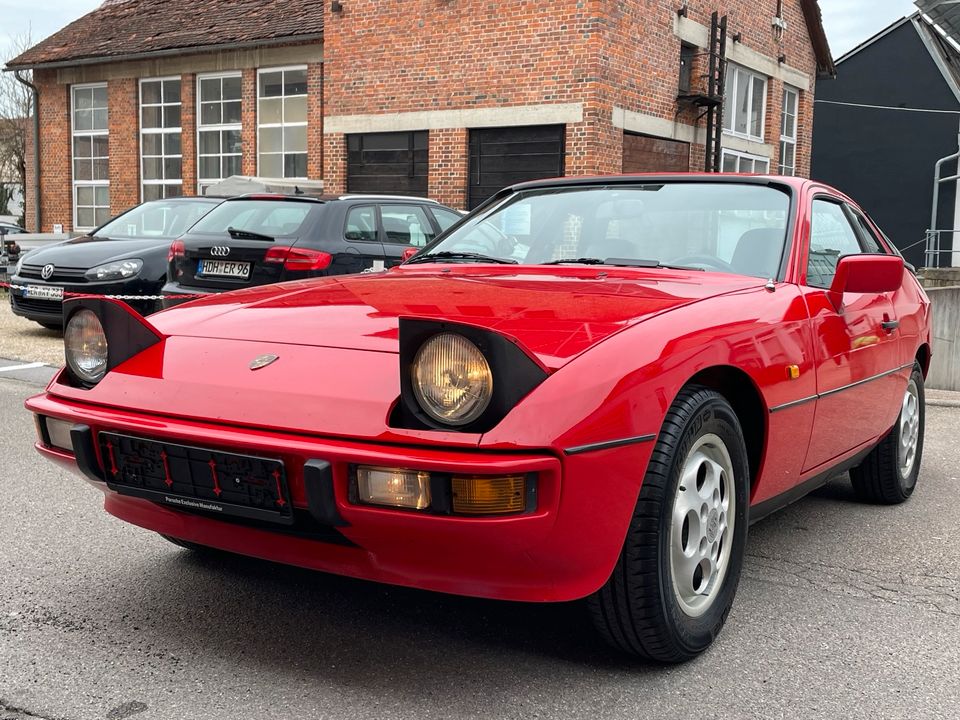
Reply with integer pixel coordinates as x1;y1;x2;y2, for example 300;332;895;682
731;228;784;279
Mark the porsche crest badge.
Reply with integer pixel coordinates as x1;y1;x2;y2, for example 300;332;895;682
249;354;279;370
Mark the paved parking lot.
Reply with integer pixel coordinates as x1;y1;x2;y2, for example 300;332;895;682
0;292;63;366
1;372;958;720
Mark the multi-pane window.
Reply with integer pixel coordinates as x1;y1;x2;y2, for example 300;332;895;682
197;73;242;194
721;150;770;174
258;67;308;178
723;64;767;141
71;84;110;230
140;78;183;200
778;86;799;176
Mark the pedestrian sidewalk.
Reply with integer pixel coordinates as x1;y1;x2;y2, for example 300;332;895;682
927;388;960;408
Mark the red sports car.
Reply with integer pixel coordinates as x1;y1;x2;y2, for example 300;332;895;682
27;175;931;662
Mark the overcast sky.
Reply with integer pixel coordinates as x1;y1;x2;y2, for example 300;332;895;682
0;0;924;67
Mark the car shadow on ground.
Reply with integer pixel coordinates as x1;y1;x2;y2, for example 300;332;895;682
63;475;865;695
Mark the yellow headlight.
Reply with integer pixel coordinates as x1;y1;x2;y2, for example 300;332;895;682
64;309;108;385
411;333;493;426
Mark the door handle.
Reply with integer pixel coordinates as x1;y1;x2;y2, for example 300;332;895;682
881;319;899;333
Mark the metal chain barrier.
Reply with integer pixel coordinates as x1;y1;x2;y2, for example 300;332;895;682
0;280;205;301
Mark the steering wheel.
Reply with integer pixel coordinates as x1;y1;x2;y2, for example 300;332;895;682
670;255;736;273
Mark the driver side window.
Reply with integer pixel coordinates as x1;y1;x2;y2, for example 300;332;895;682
806;200;864;289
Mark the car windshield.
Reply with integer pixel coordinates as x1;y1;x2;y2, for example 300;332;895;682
416;183;792;278
96;199;220;240
189;200;317;237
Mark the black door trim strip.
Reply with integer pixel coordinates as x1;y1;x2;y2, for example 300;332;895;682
769;362;915;414
563;434;657;456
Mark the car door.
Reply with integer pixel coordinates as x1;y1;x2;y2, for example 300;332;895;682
340;204;388;274
378;203;440;267
800;195;903;473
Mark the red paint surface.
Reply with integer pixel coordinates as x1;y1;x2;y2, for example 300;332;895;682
26;176;933;602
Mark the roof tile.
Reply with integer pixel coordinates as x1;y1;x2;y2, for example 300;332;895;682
7;0;323;68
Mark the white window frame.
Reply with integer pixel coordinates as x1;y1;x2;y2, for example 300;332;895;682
196;72;243;195
71;82;110;231
778;86;799;176
257;65;308;180
721;149;771;175
139;76;183;201
723;63;768;143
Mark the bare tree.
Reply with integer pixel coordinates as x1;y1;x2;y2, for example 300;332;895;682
0;31;34;224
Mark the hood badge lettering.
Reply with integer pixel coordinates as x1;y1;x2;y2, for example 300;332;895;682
249;354;280;371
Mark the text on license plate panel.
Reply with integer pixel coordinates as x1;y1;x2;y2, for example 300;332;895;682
199;259;251;278
24;285;64;301
98;432;293;524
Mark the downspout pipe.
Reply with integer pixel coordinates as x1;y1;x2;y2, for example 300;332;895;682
12;69;40;232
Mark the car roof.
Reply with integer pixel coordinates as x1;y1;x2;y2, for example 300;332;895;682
220;193;446;205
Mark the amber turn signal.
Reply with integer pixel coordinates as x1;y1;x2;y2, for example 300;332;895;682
451;475;526;515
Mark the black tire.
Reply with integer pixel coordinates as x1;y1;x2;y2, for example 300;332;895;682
849;363;925;504
588;385;750;662
159;533;213;553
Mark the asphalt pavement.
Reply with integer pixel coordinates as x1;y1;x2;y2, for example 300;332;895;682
1;374;958;720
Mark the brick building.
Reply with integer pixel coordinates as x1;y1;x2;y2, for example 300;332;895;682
6;0;832;232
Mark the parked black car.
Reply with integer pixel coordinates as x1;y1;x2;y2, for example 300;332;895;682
162;194;463;304
9;197;221;328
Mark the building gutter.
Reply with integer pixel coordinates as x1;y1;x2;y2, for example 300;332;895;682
4;33;324;72
12;70;40;232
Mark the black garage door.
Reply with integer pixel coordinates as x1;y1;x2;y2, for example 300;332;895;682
468;125;565;209
347;131;428;196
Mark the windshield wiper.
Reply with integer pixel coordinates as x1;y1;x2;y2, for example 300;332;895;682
405;251;518;265
542;257;703;271
227;227;274;242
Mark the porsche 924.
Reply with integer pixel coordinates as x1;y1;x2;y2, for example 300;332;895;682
26;175;931;662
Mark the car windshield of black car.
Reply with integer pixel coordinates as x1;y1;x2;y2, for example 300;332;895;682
417;183;791;279
95;199;220;240
189;200;315;238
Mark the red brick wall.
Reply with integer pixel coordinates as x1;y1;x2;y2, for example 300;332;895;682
323;1;820;187
428;129;468;209
322;134;347;195
34;70;72;232
107;77;139;216
307;63;324;180
180;73;196;196
240;69;258;177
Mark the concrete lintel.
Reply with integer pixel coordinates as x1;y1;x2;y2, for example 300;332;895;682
55;44;323;84
323;103;584;134
673;14;811;92
611;107;704;144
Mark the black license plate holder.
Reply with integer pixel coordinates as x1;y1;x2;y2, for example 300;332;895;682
99;432;293;525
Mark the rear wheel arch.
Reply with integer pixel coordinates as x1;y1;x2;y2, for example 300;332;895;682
683;366;766;493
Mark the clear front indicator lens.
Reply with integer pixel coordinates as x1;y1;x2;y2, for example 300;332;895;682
356;466;431;510
412;333;493;426
44;417;75;452
64;309;108;385
85;259;143;281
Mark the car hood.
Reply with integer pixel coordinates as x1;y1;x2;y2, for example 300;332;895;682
22;235;170;268
153;266;765;369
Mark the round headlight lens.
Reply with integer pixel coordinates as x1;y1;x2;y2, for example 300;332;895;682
412;333;493;426
64;310;108;384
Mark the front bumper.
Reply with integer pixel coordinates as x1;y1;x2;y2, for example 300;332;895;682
9;276;160;323
27;391;651;602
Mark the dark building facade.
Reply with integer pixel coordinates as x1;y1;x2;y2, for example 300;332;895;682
812;12;960;268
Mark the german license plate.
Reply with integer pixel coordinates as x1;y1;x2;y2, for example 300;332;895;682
198;259;251;278
24;285;64;301
99;432;293;525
